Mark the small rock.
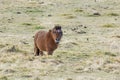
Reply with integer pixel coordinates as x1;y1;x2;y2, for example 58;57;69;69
48;14;52;17
87;38;89;41
84;26;87;28
64;30;66;33
93;12;101;16
16;12;21;14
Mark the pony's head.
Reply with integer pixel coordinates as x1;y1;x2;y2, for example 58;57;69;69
49;25;63;44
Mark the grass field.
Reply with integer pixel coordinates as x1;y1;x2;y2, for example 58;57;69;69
0;0;120;80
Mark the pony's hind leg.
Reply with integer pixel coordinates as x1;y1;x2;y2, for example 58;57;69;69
34;47;39;56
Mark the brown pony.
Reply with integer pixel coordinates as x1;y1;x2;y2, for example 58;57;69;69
34;25;63;56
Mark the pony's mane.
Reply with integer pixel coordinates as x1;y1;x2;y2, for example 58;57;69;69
54;25;61;30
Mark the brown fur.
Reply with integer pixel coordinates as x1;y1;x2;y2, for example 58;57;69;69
34;25;63;56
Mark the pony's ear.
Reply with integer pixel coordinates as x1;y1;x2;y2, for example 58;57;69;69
54;25;61;30
59;26;61;29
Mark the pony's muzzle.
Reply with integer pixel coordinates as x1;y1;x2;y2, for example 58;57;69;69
55;39;60;44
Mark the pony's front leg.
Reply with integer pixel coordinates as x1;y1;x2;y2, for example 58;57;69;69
46;46;53;55
47;51;53;55
39;51;44;56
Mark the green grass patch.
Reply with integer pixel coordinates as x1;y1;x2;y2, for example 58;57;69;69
0;76;8;80
75;9;83;12
107;13;119;16
104;52;117;56
92;51;117;57
22;23;33;26
34;25;45;30
25;8;44;13
22;23;45;30
102;23;117;28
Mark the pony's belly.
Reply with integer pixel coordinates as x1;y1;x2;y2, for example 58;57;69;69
39;46;46;51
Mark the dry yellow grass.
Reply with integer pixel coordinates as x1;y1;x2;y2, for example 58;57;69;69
0;0;120;80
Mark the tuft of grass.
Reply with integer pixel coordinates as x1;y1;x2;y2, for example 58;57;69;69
34;26;45;30
18;67;31;72
22;23;33;26
104;52;117;56
26;56;35;61
94;51;117;57
66;78;73;80
21;75;32;78
7;45;19;52
107;13;119;16
75;9;83;12
0;44;5;48
66;15;76;19
91;51;105;57
6;45;26;53
0;76;8;80
60;13;76;19
87;13;101;17
61;13;72;16
102;23;117;28
25;8;44;13
34;77;41;80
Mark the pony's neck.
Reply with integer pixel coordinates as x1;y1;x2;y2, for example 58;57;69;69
47;31;57;45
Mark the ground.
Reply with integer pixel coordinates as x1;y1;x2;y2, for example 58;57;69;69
0;0;120;80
